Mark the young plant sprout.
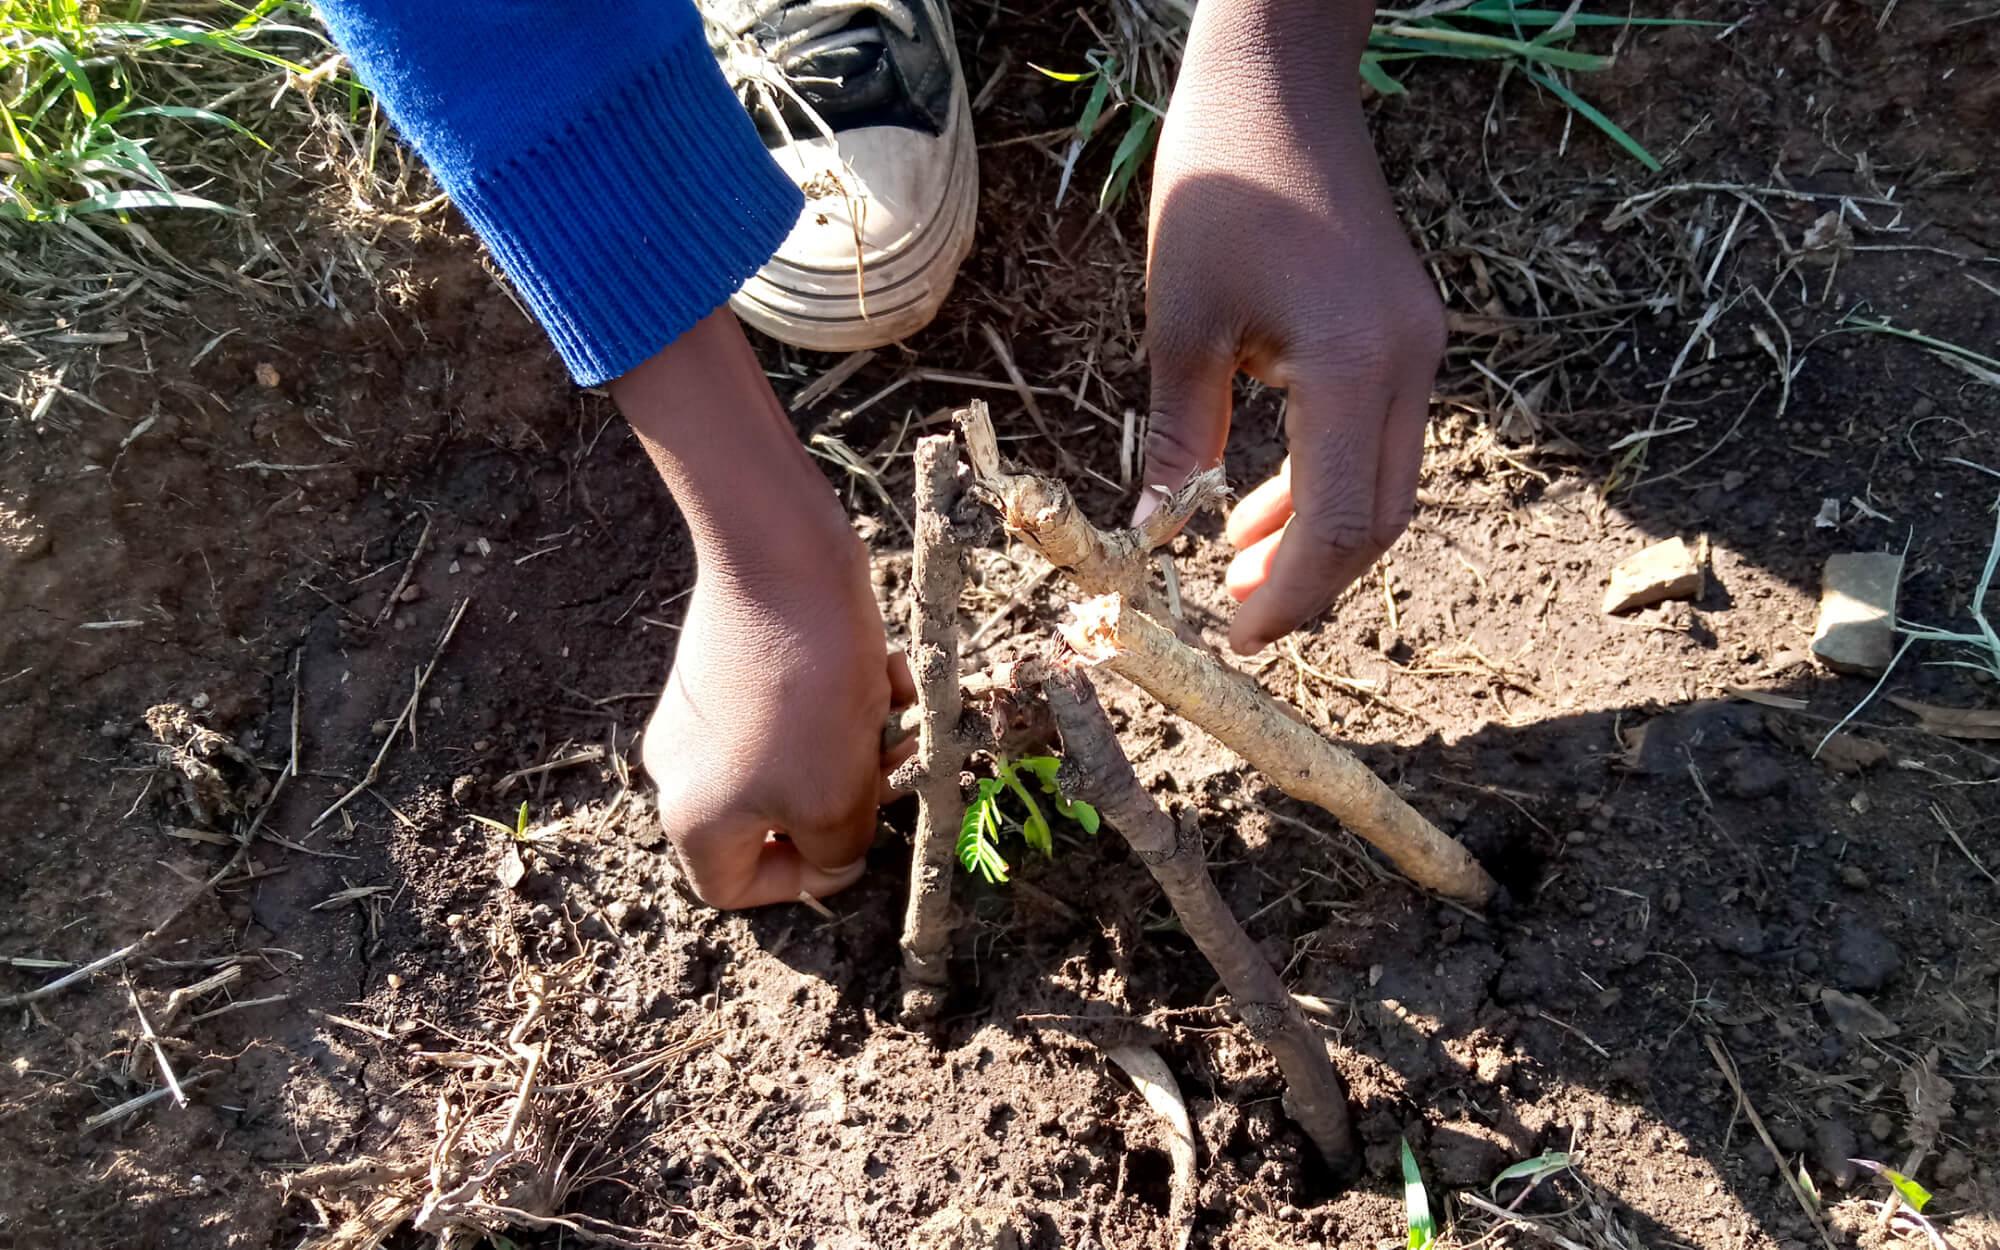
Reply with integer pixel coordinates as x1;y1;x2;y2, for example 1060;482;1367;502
956;754;1100;884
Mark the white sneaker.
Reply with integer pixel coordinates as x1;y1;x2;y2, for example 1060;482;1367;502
705;0;978;351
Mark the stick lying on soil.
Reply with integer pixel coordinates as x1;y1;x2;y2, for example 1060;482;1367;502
1046;667;1356;1170
898;434;972;1017
1061;595;1496;906
956;400;1494;906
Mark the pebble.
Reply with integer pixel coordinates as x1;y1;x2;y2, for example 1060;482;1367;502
1838;865;1870;890
1602;537;1704;614
1831;921;1901;992
1867;1112;1894;1142
1911;396;1936;420
1812;1120;1860;1187
1812;552;1902;675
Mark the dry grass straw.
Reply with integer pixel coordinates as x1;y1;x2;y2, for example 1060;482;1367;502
3;3;442;432
292;925;718;1250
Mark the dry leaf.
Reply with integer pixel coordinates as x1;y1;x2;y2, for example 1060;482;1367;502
1887;696;2000;740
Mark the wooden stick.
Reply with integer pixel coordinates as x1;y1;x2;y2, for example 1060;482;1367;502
1062;595;1497;906
1044;668;1357;1170
898;434;971;1019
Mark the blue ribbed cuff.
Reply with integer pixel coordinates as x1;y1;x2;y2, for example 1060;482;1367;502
449;29;803;387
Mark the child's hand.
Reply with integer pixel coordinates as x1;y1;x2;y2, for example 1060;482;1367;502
1137;0;1445;655
641;538;909;909
613;309;912;910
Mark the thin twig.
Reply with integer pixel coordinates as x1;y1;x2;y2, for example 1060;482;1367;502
314;597;470;827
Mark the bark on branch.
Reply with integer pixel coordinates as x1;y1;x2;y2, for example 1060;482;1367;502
898;434;971;1018
957;399;1225;623
1044;667;1357;1172
1062;594;1497;906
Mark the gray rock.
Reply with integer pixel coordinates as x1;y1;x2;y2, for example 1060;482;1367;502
1812;552;1902;675
1831;921;1901;991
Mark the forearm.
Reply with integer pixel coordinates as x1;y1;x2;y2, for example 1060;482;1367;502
1187;0;1375;85
610;311;854;580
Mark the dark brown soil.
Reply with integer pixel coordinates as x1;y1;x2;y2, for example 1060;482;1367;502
4;4;1998;1249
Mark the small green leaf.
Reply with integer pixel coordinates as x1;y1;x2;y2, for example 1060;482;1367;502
122;104;268;147
31;38;97;121
1797;1161;1821;1209
1057;798;1101;835
1028;63;1095;83
1401;1139;1436;1250
1849;1159;1931;1212
1490;1151;1572;1195
1017;756;1061;792
67;188;238;215
1075;68;1114;143
957;793;1010;883
1518;65;1662;171
469;814;515;837
1359;55;1409;96
1098;108;1158;210
515;801;530;839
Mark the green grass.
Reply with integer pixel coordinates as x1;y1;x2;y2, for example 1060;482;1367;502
0;0;319;223
1041;0;1717;210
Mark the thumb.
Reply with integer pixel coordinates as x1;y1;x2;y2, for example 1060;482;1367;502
1134;343;1234;525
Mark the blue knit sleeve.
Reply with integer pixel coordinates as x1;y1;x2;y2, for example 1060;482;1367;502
314;1;803;386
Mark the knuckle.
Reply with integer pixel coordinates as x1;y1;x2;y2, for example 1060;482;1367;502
1141;419;1214;479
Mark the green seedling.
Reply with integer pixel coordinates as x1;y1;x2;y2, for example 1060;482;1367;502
1401;1137;1437;1250
1490;1149;1572;1198
1849;1159;1948;1250
470;800;542;843
956;754;1100;884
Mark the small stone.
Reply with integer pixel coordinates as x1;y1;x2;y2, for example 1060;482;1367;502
581;997;603;1020
371;719;394;737
1911;396;1935;420
1838;865;1870;890
1722;469;1747;492
1603;537;1704;614
1566;830;1593;847
1812;1120;1860;1187
1661;885;1682;914
1812;552;1902;675
748;1073;779;1099
398;583;424;603
386;973;403;990
1867;1112;1894;1142
605;899;634;928
1831;921;1901;992
1821;988;1898;1038
254;362;281;389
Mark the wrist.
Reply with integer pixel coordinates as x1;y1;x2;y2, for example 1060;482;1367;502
1181;0;1372;116
612;309;857;584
